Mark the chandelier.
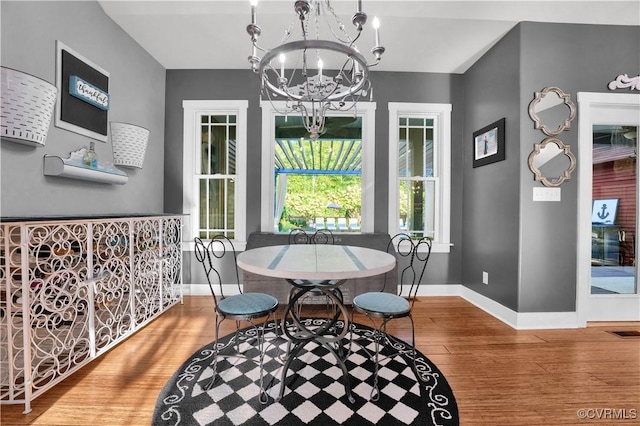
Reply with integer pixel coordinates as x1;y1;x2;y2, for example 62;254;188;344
247;0;384;139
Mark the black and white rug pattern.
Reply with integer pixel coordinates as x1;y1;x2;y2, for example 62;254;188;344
154;319;458;426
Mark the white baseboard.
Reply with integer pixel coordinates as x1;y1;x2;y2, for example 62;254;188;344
417;284;581;329
414;284;461;296
185;283;241;296
512;311;580;329
185;283;581;329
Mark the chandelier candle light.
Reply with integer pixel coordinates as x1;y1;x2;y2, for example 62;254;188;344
247;0;384;139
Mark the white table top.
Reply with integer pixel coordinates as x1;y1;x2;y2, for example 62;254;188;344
237;244;396;281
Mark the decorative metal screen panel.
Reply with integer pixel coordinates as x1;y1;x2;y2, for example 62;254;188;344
26;223;92;396
160;217;183;308
0;215;182;413
92;220;133;351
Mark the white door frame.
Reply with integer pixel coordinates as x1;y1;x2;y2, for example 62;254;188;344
576;92;640;325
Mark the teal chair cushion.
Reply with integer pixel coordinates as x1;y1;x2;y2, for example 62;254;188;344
217;293;278;316
353;292;410;316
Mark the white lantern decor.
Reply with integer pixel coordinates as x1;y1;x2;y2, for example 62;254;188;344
1;66;58;147
110;122;150;169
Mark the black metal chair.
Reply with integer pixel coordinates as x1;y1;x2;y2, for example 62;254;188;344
311;229;334;245
193;236;279;404
288;227;335;245
287;228;342;314
349;233;432;401
288;228;312;244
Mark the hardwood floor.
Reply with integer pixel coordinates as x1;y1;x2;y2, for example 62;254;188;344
2;296;639;425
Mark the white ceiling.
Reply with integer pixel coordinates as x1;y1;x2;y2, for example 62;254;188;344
98;0;639;74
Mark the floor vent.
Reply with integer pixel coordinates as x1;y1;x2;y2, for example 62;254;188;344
608;330;640;338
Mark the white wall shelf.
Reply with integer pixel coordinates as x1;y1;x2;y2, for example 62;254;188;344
43;155;129;184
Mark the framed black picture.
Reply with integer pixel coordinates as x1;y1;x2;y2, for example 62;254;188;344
55;41;110;141
472;118;505;168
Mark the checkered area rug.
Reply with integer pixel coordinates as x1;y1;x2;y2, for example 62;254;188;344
153;319;458;425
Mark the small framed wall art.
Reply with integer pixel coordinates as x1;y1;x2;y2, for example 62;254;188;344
592;199;619;225
55;41;110;142
473;117;505;168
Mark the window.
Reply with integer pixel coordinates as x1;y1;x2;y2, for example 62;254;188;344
183;101;247;246
261;101;376;233
388;103;451;253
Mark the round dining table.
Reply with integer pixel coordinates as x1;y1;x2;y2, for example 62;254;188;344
236;244;396;403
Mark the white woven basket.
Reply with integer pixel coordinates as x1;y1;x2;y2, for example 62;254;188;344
1;66;58;147
110;122;150;169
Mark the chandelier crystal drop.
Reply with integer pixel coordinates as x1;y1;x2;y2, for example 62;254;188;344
247;0;385;139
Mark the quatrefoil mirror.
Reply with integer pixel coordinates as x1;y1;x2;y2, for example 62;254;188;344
527;137;577;187
528;86;576;136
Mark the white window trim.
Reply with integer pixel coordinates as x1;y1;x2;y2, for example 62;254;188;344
182;100;248;250
260;101;376;233
388;102;452;253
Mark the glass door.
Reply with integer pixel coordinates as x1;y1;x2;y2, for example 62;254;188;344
578;92;640;323
590;125;637;295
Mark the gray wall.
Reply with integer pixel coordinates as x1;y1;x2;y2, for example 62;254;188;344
164;70;464;287
462;22;640;312
1;1;166;217
517;22;640;312
461;24;522;310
